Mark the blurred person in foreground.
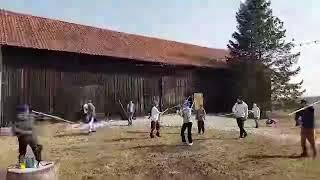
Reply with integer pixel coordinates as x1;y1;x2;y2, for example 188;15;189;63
295;99;317;158
12;104;42;167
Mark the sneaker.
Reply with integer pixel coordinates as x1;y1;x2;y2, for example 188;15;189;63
182;142;188;145
188;142;193;146
150;133;155;138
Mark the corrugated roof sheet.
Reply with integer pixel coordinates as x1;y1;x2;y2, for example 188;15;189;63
0;9;228;68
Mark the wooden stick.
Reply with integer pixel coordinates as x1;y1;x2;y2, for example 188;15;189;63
288;100;320;116
219;113;234;117
31;110;75;124
163;105;180;112
118;100;128;119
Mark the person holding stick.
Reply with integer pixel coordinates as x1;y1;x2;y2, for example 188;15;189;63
82;103;89;122
87;100;96;133
13;104;43;168
150;102;166;138
251;103;260;128
295;99;317;158
196;104;206;134
232;97;248;138
127;100;135;126
180;100;194;145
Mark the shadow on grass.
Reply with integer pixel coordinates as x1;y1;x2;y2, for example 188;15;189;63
104;137;149;142
194;137;239;141
247;154;302;159
126;131;148;134
109;124;129;127
54;132;89;138
126;131;180;135
128;144;185;150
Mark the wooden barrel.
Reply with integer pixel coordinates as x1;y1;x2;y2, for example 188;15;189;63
6;162;58;180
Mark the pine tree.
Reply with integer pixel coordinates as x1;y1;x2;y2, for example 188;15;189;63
227;0;305;110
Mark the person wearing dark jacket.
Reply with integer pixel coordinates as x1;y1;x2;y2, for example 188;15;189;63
295;100;317;158
13;104;42;167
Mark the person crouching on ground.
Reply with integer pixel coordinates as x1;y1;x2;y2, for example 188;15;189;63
252;103;260;128
87;100;96;133
150;102;165;138
13;104;42;167
196;104;206;135
295;99;317;158
180;101;193;145
232;97;248;138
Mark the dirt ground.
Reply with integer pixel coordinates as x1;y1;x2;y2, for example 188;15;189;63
1;117;320;180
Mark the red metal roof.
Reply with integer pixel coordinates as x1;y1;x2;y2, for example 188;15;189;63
0;9;228;68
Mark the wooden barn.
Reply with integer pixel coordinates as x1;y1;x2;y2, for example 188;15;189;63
0;10;235;126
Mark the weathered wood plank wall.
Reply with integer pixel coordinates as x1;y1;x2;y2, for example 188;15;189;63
1;47;204;125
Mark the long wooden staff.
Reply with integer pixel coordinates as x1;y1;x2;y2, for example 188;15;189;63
288;100;320;116
31;110;76;124
162;105;180;114
218;113;234;117
118;100;129;119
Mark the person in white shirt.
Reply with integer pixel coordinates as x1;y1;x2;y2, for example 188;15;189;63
83;103;88;115
232;97;248;138
251;103;260;128
150;103;165;138
82;103;89;122
180;100;194;145
127;101;135;126
87;100;96;133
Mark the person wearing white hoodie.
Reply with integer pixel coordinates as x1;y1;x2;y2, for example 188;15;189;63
150;102;166;138
180;100;194;146
232;97;248;138
87;100;96;133
251;103;260;128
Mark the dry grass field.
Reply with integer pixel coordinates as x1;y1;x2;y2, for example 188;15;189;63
1;119;320;180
